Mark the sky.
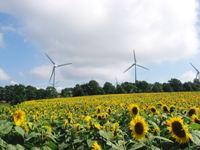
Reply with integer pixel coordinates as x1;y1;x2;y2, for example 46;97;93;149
0;0;200;89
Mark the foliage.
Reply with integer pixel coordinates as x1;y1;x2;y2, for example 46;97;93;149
103;82;116;94
1;79;200;103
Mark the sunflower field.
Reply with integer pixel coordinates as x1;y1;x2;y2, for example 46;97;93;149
0;92;200;150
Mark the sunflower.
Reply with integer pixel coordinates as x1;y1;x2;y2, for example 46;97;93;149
156;103;162;109
188;107;197;117
107;107;112;114
13;110;26;126
23;122;29;134
111;122;119;136
102;112;108;119
162;105;169;113
73;123;81;131
128;104;139;116
67;112;74;123
150;106;157;114
130;115;148;140
85;115;92;128
103;121;111;131
170;106;175;113
91;141;101;150
152;126;160;136
191;115;200;124
96;106;102;114
166;117;190;144
44;125;52;134
85;115;92;122
64;119;68;127
96;114;102;120
94;123;101;130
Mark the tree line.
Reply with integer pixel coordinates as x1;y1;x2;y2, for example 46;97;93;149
0;78;200;104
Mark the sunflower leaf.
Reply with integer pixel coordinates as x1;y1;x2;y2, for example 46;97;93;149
0;121;13;135
7;144;16;150
191;130;200;146
25;132;41;141
87;139;93;147
0;138;7;148
99;130;112;140
150;145;161;150
16;144;25;150
106;141;119;149
15;126;25;137
130;143;145;150
153;136;174;143
189;123;200;130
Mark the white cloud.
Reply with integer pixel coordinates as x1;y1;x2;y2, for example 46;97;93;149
179;70;196;82
30;65;52;79
0;68;10;81
10;80;19;85
0;0;199;83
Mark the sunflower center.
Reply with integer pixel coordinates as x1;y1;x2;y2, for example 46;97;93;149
172;121;186;138
194;118;200;124
163;106;169;112
16;114;21;120
132;107;138;115
188;109;196;116
134;122;144;135
151;108;156;113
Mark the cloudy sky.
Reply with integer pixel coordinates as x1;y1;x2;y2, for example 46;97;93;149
0;0;200;88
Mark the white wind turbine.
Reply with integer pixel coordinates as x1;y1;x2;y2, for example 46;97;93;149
45;53;72;87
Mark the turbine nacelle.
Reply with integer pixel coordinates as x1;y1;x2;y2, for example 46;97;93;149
124;49;149;83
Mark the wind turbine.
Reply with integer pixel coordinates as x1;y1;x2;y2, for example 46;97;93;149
190;63;200;80
45;53;72;88
124;50;149;83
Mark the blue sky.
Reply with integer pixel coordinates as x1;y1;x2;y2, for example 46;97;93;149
0;0;200;89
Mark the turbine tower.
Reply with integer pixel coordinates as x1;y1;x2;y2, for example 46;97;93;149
124;50;149;83
190;63;200;80
45;53;72;88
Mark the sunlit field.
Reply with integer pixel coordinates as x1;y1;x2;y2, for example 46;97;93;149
0;92;200;149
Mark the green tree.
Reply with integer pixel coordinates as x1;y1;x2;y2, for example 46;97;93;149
121;82;137;93
25;85;37;100
183;82;193;91
61;88;73;97
87;80;104;95
168;78;183;91
103;82;115;94
152;82;163;92
73;84;85;96
0;87;5;101
36;89;47;99
163;83;173;92
136;81;151;92
115;84;126;94
46;86;58;98
192;79;200;91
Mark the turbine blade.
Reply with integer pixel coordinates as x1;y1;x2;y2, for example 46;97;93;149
45;53;55;65
190;63;199;73
57;63;72;68
123;63;135;73
136;64;149;70
49;67;55;83
133;49;136;63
